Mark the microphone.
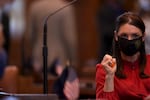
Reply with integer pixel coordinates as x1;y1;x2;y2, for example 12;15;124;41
44;0;77;31
42;0;77;94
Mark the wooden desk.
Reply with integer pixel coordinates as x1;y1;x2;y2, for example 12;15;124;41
79;77;96;99
17;75;96;99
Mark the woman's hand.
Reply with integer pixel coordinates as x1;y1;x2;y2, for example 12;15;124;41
101;54;117;92
144;95;150;100
101;54;117;76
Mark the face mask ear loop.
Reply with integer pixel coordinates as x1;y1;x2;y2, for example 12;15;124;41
112;31;118;58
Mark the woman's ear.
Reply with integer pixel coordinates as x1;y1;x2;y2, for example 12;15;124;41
114;30;118;41
142;32;145;41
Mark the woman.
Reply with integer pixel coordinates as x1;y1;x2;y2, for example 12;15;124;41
96;12;150;100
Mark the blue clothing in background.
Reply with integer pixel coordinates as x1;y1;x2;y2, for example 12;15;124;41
0;49;7;78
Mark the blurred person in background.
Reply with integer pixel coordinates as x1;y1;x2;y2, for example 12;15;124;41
138;0;150;55
28;0;79;97
96;0;125;62
27;0;79;99
0;0;14;57
27;0;78;76
0;23;7;79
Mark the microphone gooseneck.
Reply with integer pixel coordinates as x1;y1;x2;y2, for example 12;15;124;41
43;0;77;94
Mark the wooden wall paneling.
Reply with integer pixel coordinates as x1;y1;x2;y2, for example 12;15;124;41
75;0;100;68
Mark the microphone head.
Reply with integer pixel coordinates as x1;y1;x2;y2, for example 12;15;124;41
69;0;77;3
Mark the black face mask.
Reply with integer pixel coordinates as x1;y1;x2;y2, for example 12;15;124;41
118;36;143;56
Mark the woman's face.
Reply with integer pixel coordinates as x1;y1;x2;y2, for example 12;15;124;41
115;23;145;58
115;24;144;41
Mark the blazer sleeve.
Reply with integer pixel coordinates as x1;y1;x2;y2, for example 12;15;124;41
96;64;119;100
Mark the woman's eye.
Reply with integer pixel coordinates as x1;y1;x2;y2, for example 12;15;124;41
120;34;128;39
119;33;142;40
132;34;140;39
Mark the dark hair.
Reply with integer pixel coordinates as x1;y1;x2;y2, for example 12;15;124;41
113;12;149;79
